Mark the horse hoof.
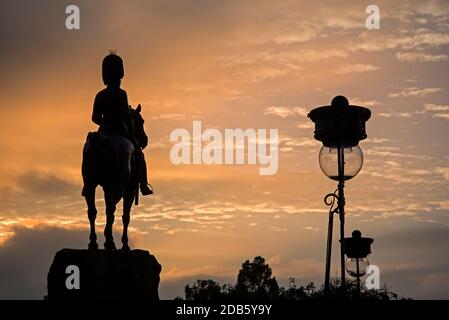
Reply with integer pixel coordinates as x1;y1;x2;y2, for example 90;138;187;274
88;242;98;250
121;244;131;251
104;241;117;250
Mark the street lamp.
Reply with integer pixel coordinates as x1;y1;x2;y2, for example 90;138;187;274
308;95;371;296
341;230;374;298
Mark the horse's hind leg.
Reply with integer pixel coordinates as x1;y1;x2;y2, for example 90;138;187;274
104;192;118;250
84;186;98;250
121;191;134;251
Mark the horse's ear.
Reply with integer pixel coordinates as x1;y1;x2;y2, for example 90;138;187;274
136;104;142;113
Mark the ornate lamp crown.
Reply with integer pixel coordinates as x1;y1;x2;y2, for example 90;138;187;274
308;96;371;148
341;230;374;259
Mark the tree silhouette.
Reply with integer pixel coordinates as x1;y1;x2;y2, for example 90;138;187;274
234;256;280;299
279;278;400;300
279;278;317;300
185;279;226;300
184;256;403;300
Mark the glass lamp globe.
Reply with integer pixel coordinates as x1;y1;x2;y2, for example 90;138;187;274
345;257;370;278
318;145;363;181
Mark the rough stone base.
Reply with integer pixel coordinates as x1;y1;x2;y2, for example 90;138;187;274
47;248;161;300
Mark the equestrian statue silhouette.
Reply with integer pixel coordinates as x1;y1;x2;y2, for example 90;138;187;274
82;53;153;250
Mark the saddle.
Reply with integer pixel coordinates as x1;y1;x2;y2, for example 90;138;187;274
87;131;132;153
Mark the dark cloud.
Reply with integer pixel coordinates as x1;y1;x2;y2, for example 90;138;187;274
17;170;78;196
0;226;86;299
374;225;449;299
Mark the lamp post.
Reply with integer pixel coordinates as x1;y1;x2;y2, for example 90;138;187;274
341;230;374;298
308;96;371;296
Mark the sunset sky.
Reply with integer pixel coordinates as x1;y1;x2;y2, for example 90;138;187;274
1;0;449;299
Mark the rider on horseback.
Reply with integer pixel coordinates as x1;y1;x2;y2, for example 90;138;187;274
92;53;153;196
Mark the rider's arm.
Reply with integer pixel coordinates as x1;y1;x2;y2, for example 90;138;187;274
92;94;103;125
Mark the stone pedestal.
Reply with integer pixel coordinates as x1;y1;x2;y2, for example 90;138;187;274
47;249;161;300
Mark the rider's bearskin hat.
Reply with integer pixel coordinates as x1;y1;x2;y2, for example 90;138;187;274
102;52;124;85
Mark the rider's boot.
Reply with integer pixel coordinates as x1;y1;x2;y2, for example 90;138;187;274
140;182;153;195
135;149;153;196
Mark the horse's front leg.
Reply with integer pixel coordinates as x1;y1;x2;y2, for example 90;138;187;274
104;192;118;250
121;190;135;251
84;186;98;250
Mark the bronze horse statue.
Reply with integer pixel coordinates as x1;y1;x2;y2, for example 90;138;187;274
82;105;148;250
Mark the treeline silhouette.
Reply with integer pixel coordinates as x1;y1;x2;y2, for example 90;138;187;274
180;256;403;300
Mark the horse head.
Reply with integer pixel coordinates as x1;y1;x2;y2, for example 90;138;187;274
130;104;148;149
